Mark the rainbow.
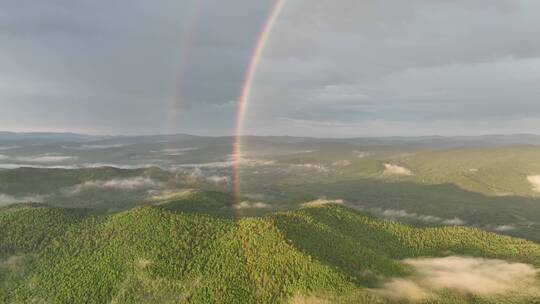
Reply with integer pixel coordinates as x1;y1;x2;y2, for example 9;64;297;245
167;0;202;136
231;0;286;211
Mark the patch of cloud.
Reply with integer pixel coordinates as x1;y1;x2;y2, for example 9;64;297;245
99;177;160;189
356;206;466;226
150;189;194;201
186;167;204;179
82;163;159;169
492;224;517;232
206;175;230;184
0;193;44;206
375;256;540;301
67;144;127;150
173;161;233;169
161;148;184;153
381;209;445;224
0;154;76;163
164;152;184;156
495;192;515;197
66;176;161;195
302;198;345;207
290;163;329;172
235;201;271;209
235;158;276;167
244;193;275;201
172;156;275;169
526;175;540;192
383;163;412;176
354;151;372;158
173;147;199;152
0;163;79;169
0;146;20;150
17;155;76;163
332;160;351;167
152;147;199;156
182;167;231;184
441;218;466;226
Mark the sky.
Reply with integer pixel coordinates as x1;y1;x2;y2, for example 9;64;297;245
1;0;540;137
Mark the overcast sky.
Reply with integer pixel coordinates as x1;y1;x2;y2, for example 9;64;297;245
1;0;540;136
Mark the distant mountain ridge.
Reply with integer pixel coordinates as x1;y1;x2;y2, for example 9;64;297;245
4;131;540;147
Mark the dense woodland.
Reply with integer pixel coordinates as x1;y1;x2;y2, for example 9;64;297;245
2;196;540;303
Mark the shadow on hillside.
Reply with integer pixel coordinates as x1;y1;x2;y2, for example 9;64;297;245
281;179;540;242
271;205;412;287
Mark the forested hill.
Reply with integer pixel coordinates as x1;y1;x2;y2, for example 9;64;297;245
2;202;540;303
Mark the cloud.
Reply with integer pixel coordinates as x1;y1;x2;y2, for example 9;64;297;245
241;0;540;137
0;0;272;135
243;193;274;201
235;201;271;209
354;151;372;158
332;160;351;167
181;168;230;184
3;0;540;136
0;154;76;163
172;155;276;170
383;163;412;176
19;155;76;163
152;147;199;156
527;175;540;192
492;224;517;232
205;175;230;184
376;256;540;300
150;189;193;201
302;198;345;207
358;206;466;226
324;203;463;228
67;176;161;194
0;146;20;150
81;163;158;169
186;167;204;179
290;163;329;172
381;209;442;223
441;218;466;226
0;163;79;169
174;162;233;169
163;147;199;152
67;144;127;150
0;193;44;206
99;177;160;189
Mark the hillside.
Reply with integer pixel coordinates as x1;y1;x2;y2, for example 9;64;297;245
2;200;540;303
266;145;540;197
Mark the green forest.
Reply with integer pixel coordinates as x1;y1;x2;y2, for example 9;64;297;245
2;197;539;303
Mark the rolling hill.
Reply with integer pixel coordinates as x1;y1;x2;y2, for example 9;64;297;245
2;198;540;303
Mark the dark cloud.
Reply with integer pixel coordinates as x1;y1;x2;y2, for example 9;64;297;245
243;0;540;136
1;0;539;136
0;0;272;134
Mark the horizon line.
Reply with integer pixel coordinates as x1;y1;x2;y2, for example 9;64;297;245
2;130;540;139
